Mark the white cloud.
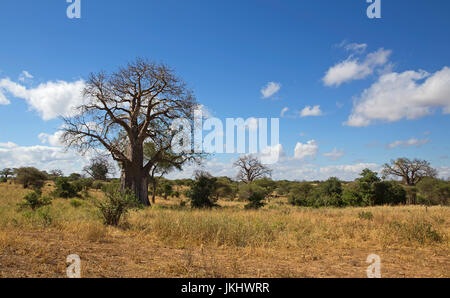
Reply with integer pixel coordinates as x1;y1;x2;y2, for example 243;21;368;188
0;77;86;120
323;48;391;87
344;43;368;53
0;142;18;148
38;131;65;147
261;82;281;99
323;148;345;161
294;140;318;161
386;138;430;149
19;71;33;82
300;105;323;117
280;107;289;117
345;67;450;126
257;144;285;165
0;144;93;175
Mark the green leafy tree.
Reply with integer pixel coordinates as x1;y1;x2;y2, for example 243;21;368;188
83;157;113;181
188;171;218;208
14;167;47;190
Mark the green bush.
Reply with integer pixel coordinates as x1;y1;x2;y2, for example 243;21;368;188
70;199;84;208
92;180;104;190
358;211;374;220
96;184;141;226
373;181;406;205
0;177;7;183
53;177;80;198
417;177;449;206
239;183;268;209
188;172;218;208
72;178;94;191
15;167;47;190
288;183;313;206
19;190;52;211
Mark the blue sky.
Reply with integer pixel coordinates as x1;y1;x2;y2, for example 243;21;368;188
0;0;449;180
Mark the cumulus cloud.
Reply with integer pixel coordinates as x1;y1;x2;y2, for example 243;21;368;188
38;131;65;147
300;105;323;117
0;144;92;175
294;140;318;161
280;107;289;117
345;67;450;127
261;82;281;99
386;138;430;149
0;77;86;120
323;48;391;87
323;148;345;161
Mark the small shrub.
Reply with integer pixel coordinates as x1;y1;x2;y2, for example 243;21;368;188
19;191;52;211
358;211;374;220
0;177;7;183
245;191;266;209
92;180;104;190
96;184;141;226
70;199;84;208
53;177;79;198
389;221;443;244
37;207;53;226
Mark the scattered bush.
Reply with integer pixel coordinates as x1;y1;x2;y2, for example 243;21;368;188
19;190;52;211
96;184;140;226
92;180;104;190
238;183;268;209
416;177;449;206
288;183;313;206
188;172;218;208
70;199;84;208
53;177;80;198
0;177;7;183
358;211;374;220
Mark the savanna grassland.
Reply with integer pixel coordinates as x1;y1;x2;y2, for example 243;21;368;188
0;182;448;278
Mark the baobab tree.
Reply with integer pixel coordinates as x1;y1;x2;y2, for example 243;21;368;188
62;58;198;205
234;155;272;183
0;168;13;179
382;158;437;186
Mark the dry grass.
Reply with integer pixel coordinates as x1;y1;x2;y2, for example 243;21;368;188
0;182;448;277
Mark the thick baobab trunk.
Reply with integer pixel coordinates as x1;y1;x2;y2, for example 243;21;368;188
121;167;150;206
119;142;150;206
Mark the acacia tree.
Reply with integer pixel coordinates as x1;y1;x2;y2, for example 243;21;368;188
62;58;197;205
234;155;272;183
144;142;191;204
382;158;437;186
83;156;114;181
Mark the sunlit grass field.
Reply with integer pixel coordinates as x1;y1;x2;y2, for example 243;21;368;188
0;182;448;277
